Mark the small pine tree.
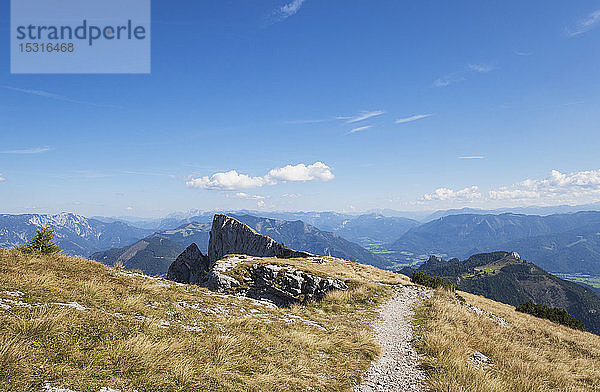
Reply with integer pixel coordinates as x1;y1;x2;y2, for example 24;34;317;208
17;225;61;255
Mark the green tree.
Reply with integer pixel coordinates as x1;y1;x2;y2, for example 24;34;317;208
17;225;61;255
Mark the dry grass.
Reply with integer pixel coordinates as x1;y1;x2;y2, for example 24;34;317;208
414;289;600;392
0;249;403;392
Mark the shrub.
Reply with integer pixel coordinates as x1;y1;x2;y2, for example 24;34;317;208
516;301;585;331
17;225;61;255
410;271;455;291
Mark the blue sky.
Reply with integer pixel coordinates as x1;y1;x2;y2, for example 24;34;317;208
1;1;600;217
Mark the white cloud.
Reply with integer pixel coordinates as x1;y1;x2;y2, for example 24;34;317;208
257;200;266;208
395;114;432;124
282;193;301;199
423;186;481;201
566;9;600;37
186;162;334;191
348;125;373;134
0;173;5;182
346;110;385;123
276;0;305;21
266;162;334;182
186;170;265;190
458;156;485;159
515;51;532;56
0;146;52;154
126;206;133;211
234;192;265;200
419;169;600;206
489;169;600;202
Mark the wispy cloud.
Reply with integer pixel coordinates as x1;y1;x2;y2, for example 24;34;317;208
1;86;117;108
347;125;373;134
467;63;495;73
433;72;465;88
395;114;432;124
282;118;334;125
514;51;532;56
458;156;485;159
346;110;385;124
566;9;600;37
0;173;5;182
560;101;584;106
433;63;495;88
0;146;52;154
275;0;305;21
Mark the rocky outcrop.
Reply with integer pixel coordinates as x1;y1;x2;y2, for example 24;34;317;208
208;214;312;264
166;214;346;307
166;243;209;284
245;263;347;307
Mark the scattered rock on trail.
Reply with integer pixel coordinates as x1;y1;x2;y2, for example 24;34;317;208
355;285;431;392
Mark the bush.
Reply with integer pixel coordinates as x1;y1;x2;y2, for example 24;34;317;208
516;301;585;331
17;225;61;255
410;271;455;291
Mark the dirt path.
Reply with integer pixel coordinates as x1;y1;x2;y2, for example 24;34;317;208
355;285;431;392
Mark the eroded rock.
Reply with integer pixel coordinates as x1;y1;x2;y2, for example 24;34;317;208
167;243;209;284
166;214;347;307
208;214;312;263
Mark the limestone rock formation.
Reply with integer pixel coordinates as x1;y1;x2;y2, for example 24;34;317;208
166;214;346;307
208;214;312;263
245;263;347;307
166;243;209;284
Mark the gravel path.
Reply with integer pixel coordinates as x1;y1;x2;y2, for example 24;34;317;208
355;285;431;392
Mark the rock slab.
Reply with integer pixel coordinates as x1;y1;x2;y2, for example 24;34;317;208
208;214;312;264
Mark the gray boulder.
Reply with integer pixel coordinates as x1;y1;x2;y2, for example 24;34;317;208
245;263;348;307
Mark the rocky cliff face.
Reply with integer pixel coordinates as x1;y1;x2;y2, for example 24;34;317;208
208;214;312;263
167;243;209;284
166;214;346;307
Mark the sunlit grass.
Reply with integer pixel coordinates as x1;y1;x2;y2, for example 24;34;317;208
414;289;600;392
0;249;401;391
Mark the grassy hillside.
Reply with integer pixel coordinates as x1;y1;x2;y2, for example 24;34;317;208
90;235;186;276
415;289;600;392
413;252;600;334
3;249;600;391
0;249;405;392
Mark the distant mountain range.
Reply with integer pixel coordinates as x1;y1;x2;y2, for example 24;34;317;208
90;215;385;275
402;251;600;335
90;222;211;276
333;214;419;246
0;213;153;256
230;214;385;267
423;202;600;222
388;211;600;276
6;209;600;289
